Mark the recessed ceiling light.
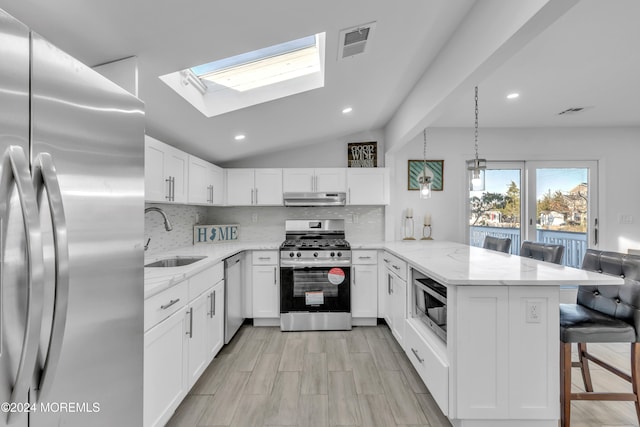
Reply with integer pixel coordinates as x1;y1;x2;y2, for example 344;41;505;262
506;93;520;99
342;107;353;114
234;134;246;141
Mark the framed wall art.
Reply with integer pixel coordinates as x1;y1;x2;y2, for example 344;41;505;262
408;160;444;191
347;141;377;167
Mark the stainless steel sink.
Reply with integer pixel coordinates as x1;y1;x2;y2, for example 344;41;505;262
144;256;206;268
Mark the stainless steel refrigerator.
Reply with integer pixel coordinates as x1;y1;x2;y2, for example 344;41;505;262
0;9;144;427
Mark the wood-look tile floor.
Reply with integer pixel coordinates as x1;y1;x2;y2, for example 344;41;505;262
167;325;640;427
167;324;450;427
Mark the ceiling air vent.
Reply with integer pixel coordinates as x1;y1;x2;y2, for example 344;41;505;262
557;107;591;115
338;22;377;59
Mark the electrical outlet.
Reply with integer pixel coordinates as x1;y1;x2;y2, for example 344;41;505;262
620;214;634;224
252;213;258;223
526;301;541;323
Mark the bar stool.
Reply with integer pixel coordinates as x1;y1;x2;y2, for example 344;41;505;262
520;240;564;264
559;250;640;426
482;235;512;253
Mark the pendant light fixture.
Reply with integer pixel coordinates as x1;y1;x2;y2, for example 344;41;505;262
418;128;433;199
466;86;486;191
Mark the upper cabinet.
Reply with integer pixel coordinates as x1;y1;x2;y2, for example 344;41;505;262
226;168;283;206
188;155;224;205
282;168;347;193
145;136;188;203
347;168;389;205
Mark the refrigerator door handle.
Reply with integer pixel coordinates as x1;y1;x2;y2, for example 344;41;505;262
31;152;70;400
0;146;45;422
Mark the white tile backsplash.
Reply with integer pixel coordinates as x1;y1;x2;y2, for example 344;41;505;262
144;203;209;255
145;204;385;254
206;206;384;243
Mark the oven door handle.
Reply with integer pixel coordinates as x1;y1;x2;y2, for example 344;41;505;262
281;265;351;270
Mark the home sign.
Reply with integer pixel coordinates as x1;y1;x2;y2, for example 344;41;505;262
194;224;239;244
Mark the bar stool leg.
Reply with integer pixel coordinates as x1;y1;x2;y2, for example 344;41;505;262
561;342;572;427
632;342;640;424
578;343;594;392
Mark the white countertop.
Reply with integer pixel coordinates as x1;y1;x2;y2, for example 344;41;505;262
144;241;280;299
381;240;624;287
145;239;623;299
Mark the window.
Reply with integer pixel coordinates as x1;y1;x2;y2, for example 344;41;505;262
468;160;598;268
159;33;326;117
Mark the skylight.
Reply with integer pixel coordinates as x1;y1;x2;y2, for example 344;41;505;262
159;33;325;117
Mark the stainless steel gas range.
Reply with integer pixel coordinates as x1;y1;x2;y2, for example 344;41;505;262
279;219;352;331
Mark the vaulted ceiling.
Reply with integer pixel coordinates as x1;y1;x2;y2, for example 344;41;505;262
1;0;638;164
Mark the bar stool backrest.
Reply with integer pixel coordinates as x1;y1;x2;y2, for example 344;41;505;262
520;241;564;264
578;249;640;340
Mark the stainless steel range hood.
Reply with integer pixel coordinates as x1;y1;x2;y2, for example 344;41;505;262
283;192;346;207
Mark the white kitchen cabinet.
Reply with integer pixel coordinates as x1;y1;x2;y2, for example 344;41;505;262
282;168;346;192
145;135;188;203
351;250;378;322
185;289;210;388
144;263;224;427
347;167;389;205
188;155;224;205
381;252;407;346
226;168;283;206
252;251;279;321
206;279;225;360
144;309;187;427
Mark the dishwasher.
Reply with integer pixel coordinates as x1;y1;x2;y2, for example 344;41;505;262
224;253;244;343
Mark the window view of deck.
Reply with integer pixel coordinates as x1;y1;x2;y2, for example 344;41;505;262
469;166;589;268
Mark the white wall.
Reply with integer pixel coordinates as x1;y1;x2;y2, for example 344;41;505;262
220;129;385;168
388;127;640;253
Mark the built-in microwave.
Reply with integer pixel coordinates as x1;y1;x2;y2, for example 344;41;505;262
413;276;447;341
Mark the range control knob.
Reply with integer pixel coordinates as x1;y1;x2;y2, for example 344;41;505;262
330;252;335;257
313;252;319;257
337;252;342;257
296;252;302;258
289;252;294;258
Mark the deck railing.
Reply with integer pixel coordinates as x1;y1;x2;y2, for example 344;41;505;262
469;226;588;268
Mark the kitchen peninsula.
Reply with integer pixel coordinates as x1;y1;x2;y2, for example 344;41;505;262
145;240;623;427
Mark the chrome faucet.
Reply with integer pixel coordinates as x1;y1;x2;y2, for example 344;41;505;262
144;207;173;251
145;207;173;231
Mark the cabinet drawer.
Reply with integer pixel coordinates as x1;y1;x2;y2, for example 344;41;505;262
352;250;377;265
145;280;188;331
405;320;449;415
189;267;218;300
382;252;407;281
252;250;278;265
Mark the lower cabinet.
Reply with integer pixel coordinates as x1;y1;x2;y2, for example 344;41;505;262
405;319;449;415
381;252;407;346
351;250;378;321
144;309;187;427
144;263;224;427
252;251;280;321
206;279;225;360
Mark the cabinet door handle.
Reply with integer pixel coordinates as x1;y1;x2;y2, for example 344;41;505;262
255;187;259;204
411;348;424;364
273;267;277;285
171;176;175;201
209;291;216;317
383;258;391;263
388;275;392;294
392;265;401;271
348;188;351;204
353;268;356;285
258;256;271;260
251;188;254;204
160;298;180;310
186;308;193;338
165;177;172;200
358;256;372;260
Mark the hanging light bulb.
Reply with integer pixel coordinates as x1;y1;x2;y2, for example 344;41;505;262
466;86;486;191
418;129;433;199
